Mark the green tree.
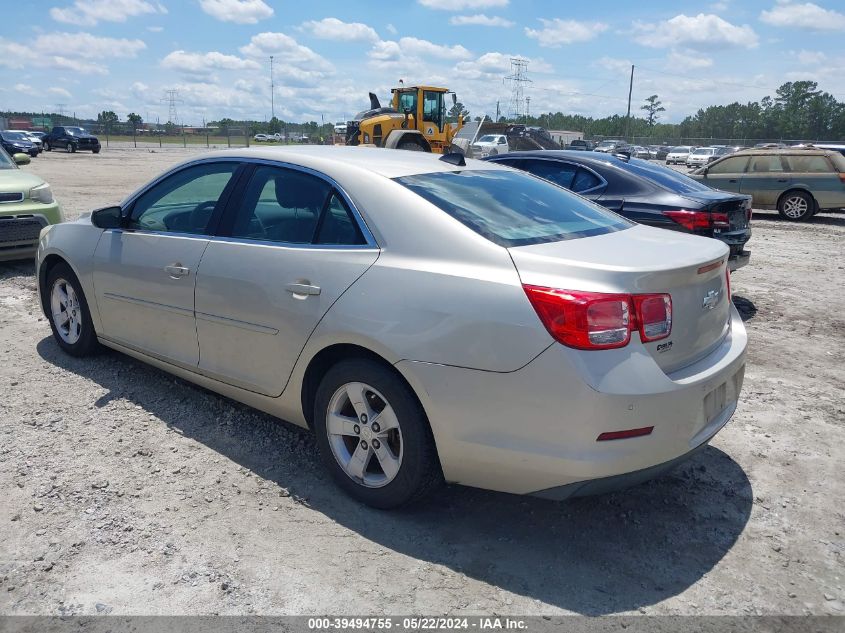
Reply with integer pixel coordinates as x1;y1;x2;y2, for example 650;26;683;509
640;95;665;127
126;112;143;132
447;101;470;123
97;110;119;133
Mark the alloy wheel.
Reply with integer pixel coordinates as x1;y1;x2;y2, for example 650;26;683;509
782;195;809;219
50;278;82;345
326;382;403;488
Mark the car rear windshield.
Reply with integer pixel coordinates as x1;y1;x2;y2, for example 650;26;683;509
623;158;715;193
670;146;690;152
395;170;632;247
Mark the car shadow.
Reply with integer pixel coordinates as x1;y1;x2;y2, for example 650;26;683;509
37;336;753;616
0;259;36;279
752;210;845;227
732;295;757;322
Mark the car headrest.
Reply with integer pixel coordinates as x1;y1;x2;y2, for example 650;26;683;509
274;172;326;212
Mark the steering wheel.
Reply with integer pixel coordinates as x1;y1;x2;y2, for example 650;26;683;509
190;200;217;232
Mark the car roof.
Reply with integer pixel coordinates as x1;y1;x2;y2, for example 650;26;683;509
731;148;836;157
185;145;512;179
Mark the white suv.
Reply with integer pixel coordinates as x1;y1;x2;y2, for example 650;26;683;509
471;134;509;158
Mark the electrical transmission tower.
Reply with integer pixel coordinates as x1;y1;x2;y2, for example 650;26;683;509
504;58;531;121
161;90;183;124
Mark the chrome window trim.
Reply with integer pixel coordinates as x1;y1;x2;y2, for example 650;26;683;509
489;155;608;195
119;156;379;249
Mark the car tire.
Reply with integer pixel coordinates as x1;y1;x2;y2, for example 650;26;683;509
314;359;442;509
777;190;814;222
398;141;425;152
66;142;76;153
93;148;100;154
44;142;51;151
45;262;101;357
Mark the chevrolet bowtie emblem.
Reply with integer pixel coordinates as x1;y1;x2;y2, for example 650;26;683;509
702;289;721;310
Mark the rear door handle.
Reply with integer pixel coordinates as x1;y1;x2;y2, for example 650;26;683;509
164;264;190;279
729;179;738;183
776;178;788;183
285;283;321;296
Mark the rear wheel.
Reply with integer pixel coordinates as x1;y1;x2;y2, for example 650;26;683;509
46;263;100;357
398;141;425;152
778;190;814;221
314;359;442;509
44;142;51;151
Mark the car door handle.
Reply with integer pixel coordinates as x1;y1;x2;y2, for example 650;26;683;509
776;178;788;183
285;282;321;296
164;264;190;279
729;179;738;183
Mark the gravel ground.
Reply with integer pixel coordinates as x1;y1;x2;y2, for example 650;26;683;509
0;147;843;616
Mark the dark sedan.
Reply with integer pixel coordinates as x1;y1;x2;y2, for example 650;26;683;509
0;131;38;158
485;150;752;270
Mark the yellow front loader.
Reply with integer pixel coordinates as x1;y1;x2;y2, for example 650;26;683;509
345;85;463;153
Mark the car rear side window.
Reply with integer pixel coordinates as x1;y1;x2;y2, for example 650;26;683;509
572;168;602;192
395;169;632;248
783;155;833;173
521;159;578;189
748;155;785;173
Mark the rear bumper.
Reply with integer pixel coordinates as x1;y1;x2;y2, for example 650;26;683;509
398;305;747;497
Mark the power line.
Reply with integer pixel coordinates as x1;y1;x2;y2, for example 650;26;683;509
161;89;183;125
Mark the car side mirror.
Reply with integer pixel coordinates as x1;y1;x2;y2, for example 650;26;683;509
13;153;31;166
90;205;124;229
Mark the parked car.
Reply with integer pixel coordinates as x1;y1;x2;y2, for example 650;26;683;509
567;139;595;151
815;143;845;158
666;146;694;165
632;146;651;159
471;134;509;158
486;150;752;270
594;139;629;154
44;126;101;153
754;142;786;149
36;146;746;508
7;130;43;153
686;146;729;168
253;133;270;142
0;131;39;158
0;147;63;261
691;148;845;221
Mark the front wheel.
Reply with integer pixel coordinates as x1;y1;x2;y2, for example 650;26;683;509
397;141;425;152
92;148;100;154
46;263;101;357
44;142;51;151
66;142;76;153
314;359;442;509
778;190;814;221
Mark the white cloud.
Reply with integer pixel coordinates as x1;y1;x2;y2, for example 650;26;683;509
632;13;759;49
14;83;37;96
595;56;633;74
48;87;73;98
199;0;273;24
0;32;146;75
386;24;398;35
300;17;379;42
453;51;551;80
667;49;714;69
796;49;827;64
525;19;608;47
50;0;165;26
450;14;514;27
760;1;845;31
418;0;508;9
240;32;333;69
147;25;164;32
161;50;261;75
369;37;472;64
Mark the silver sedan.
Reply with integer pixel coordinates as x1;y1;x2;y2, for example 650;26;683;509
36;146;747;508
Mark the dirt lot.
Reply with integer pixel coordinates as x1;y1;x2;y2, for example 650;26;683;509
1;147;843;616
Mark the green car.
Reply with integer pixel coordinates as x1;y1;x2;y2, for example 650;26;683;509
690;148;845;221
0;148;64;262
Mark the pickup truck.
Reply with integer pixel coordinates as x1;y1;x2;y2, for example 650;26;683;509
44;126;101;153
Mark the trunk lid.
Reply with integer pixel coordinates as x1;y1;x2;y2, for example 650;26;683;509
509;224;732;373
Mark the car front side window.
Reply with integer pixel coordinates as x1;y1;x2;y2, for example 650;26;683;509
129;162;239;235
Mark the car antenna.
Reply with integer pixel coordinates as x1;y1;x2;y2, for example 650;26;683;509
440;152;466;167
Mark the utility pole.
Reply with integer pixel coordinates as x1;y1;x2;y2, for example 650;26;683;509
270;55;275;122
525;96;531;123
505;58;531;121
625;64;635;142
495;100;500;121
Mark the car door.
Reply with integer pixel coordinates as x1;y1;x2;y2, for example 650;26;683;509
701;155;749;193
92;161;241;368
740;154;790;207
193;163;379;396
782;153;842;208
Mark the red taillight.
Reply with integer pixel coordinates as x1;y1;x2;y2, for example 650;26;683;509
523;286;672;350
664;209;729;231
839;173;845;183
633;294;672;342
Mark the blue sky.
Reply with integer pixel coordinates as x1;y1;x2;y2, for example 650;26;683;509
2;0;844;126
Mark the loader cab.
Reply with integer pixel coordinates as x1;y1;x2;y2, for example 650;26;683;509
391;87;452;139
